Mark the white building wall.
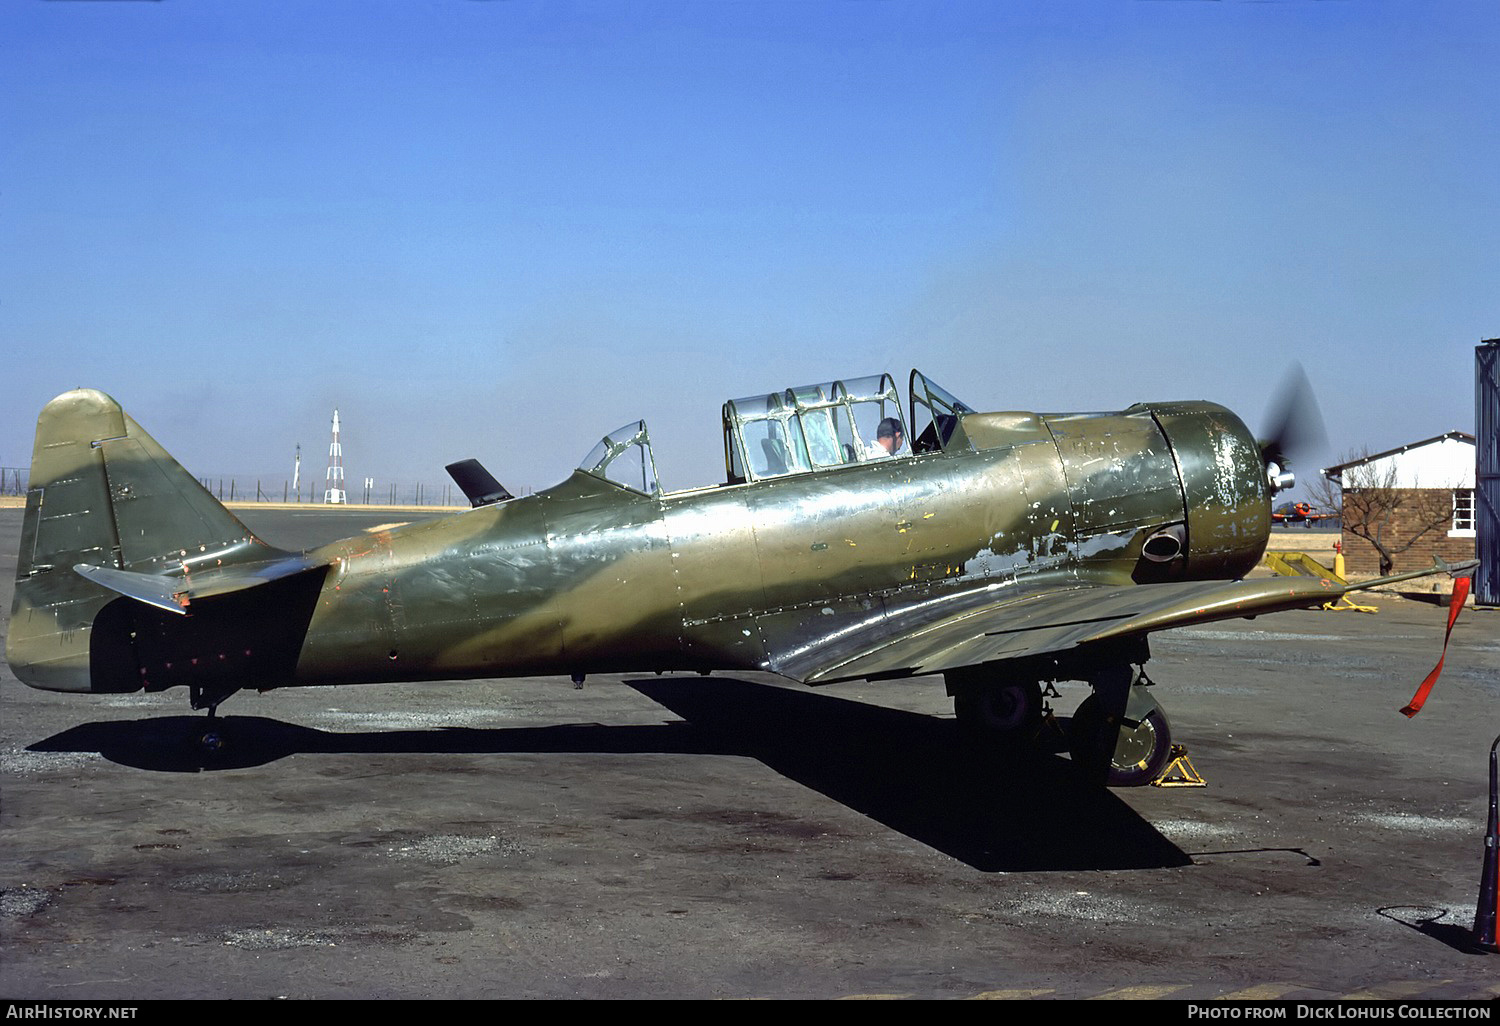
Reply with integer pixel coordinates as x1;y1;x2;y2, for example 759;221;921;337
1333;437;1475;489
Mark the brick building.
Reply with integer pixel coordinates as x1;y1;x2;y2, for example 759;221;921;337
1321;433;1476;576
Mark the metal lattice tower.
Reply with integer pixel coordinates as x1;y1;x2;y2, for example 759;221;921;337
324;409;346;505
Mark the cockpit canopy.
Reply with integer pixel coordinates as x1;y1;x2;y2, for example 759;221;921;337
723;370;975;484
575;370;974;493
578;420;661;496
723;374;903;484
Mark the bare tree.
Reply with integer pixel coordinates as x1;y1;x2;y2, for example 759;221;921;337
1313;450;1457;576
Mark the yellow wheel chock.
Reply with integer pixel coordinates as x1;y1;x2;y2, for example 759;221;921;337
1152;745;1207;787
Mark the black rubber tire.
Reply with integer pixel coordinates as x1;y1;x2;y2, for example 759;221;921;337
1068;694;1173;787
953;680;1043;741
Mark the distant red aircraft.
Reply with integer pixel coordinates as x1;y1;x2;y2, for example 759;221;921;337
1272;501;1339;526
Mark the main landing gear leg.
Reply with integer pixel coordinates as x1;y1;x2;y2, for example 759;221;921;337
1069;664;1173;787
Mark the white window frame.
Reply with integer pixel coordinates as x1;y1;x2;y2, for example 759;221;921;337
1450;488;1476;537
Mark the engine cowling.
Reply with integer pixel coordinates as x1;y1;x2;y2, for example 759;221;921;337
1137;401;1272;581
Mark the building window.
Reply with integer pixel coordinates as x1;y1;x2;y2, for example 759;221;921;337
1451;489;1476;536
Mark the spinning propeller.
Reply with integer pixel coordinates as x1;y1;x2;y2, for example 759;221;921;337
1258;364;1328;495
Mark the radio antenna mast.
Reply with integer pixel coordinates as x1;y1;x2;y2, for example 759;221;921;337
324;409;346;504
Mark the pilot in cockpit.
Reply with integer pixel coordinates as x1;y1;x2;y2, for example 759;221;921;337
869;417;906;459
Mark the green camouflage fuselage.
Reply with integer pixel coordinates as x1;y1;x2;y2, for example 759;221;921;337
8;388;1271;698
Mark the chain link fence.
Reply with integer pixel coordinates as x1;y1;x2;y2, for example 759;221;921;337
0;467;465;507
194;476;465;507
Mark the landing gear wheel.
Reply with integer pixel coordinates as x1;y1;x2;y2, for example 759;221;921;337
954;680;1043;741
1068;694;1172;787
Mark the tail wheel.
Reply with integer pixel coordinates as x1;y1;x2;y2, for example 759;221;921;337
1068;695;1172;787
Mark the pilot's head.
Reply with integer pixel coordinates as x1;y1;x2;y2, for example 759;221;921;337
876;417;904;454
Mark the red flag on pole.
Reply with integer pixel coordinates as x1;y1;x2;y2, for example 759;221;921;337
1400;575;1471;718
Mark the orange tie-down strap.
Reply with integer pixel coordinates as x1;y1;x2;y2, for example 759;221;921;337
1400;575;1472;718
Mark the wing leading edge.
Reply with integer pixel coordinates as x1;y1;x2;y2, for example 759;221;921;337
780;574;1350;685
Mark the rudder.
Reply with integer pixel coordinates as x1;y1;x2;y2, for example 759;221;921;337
7;389;280;692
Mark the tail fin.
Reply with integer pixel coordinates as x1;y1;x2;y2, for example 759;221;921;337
8;389;282;692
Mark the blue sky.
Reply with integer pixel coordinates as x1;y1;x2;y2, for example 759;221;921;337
3;0;1496;496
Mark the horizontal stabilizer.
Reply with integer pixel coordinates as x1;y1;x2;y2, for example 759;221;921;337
74;564;190;614
445;459;514;507
74;553;328;616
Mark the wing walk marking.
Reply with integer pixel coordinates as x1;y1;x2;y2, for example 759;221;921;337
1088;985;1191;1000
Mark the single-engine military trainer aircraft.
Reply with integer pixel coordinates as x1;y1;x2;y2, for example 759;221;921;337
6;371;1471;785
1271;500;1340;527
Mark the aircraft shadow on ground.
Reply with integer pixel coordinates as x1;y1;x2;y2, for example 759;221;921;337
627;678;1190;873
30;676;1189;873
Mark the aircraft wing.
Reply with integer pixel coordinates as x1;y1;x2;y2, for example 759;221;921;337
777;574;1346;685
